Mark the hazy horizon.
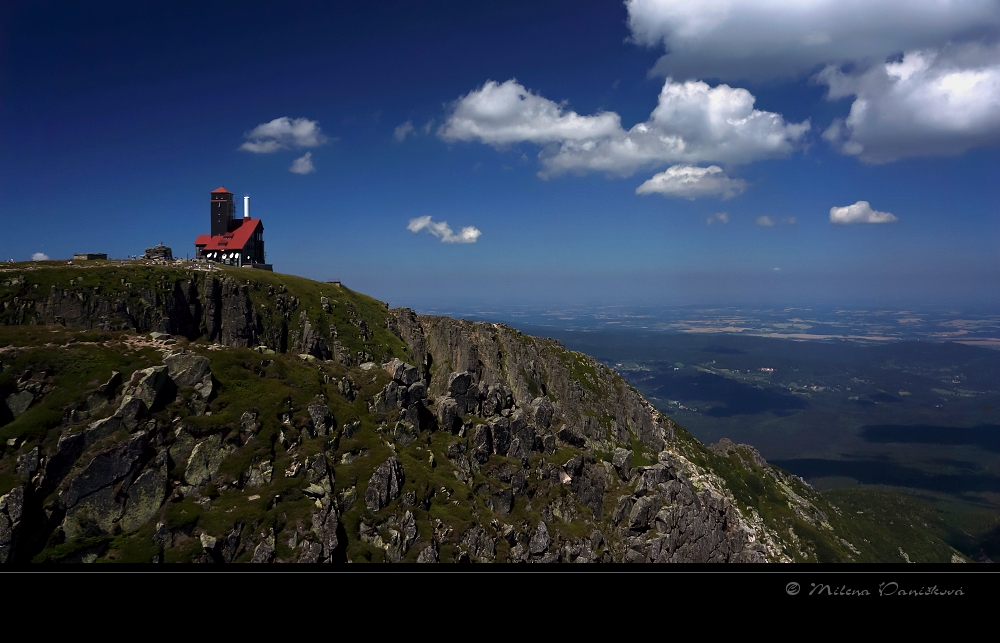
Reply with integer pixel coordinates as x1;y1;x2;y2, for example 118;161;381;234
3;1;998;310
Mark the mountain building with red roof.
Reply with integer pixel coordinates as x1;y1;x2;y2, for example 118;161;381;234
194;186;271;270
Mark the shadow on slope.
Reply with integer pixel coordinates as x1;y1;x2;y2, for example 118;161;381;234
649;371;808;417
773;458;1000;494
860;424;1000;453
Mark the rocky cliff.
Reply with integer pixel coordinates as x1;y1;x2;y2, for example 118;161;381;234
1;264;404;365
390;311;778;562
0;262;965;563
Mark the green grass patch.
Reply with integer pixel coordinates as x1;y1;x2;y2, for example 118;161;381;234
0;341;158;446
565;352;600;394
628;434;656;467
103;522;161;563
0;467;24;498
822;487;965;563
32;535;111;563
165;496;203;530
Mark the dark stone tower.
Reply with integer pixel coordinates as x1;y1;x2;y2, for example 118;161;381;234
210;187;235;236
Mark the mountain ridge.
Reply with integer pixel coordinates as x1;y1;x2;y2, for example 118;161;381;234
0;261;965;563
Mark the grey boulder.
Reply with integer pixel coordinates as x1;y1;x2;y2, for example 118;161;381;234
184;434;236;487
364;456;404;513
529;521;551;556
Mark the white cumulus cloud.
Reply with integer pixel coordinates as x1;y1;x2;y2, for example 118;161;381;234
755;216;796;227
438;79;622;146
830;201;898;224
706;212;729;225
440;78;808;178
240;117;328;153
31;252;49;261
394;121;415;142
625;0;1000;81
636;164;747;199
289;152;315;174
819;43;1000;163
408;216;481;244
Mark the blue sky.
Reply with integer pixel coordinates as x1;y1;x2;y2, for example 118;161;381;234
1;1;998;310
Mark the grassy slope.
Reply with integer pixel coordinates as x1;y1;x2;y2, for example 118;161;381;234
667;425;962;562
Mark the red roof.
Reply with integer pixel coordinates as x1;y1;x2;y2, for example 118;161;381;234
211;186;232;194
195;219;263;252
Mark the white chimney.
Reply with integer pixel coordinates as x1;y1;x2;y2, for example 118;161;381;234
243;195;250;219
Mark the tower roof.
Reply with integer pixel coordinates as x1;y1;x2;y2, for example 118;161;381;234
211;186;232;194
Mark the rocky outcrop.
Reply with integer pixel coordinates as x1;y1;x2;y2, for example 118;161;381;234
459;523;496;562
379;309;781;563
122;366;172;409
251;528;276;563
5;390;34;417
0;266;408;372
710;438;769;469
3;371;51;420
141;244;173;261
306;401;335;438
374;357;433;439
184;435;236;488
529;521;551;556
208;279;257;348
383;358;419;387
291;311;331;360
613;447;633;481
297;454;341;563
416;540;439;563
119;454;168;533
387;311;674;454
613;452;768;563
365;457;404;513
0;486;25;563
10;274;263;349
62;433;149;509
59;433;162;541
565;454;606;517
387;308;428;378
29;277;206;337
164;352;213;399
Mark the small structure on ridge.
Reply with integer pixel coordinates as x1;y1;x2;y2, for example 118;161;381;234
141;244;173;261
194;186;271;270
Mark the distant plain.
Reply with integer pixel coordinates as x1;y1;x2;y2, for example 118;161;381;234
424;305;1000;559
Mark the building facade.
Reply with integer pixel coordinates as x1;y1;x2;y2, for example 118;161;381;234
194;186;267;268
